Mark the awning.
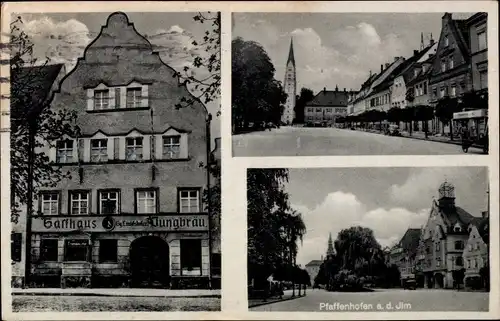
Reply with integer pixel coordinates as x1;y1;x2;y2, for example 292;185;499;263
453;109;488;120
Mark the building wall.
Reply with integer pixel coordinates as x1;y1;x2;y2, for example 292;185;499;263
367;88;391;112
306;265;321;285
463;226;488;280
469;15;488;91
304;106;347;124
391;76;407;109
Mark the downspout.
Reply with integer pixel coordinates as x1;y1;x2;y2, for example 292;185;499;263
206;113;212;289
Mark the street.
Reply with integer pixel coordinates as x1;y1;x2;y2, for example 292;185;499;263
250;288;489;312
12;295;221;312
232;127;484;156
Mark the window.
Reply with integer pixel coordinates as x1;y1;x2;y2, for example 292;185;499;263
326;108;332;113
474;242;480;250
435;242;440;251
444;35;449;47
478;31;487;51
179;189;200;213
316;108;321;112
99;190;119;214
99;239;117;263
136;189;157;214
436;257;441;267
467;259;471;268
455;256;463;266
454;240;464;250
64;239;89;262
180;239;202;276
450;85;456;97
126;88;142;108
472;258;477;268
91;139;108;162
448;57;454;69
422;65;427;73
307;108;313;112
468;243;473;251
40;239;58;261
424;82;428;94
126;137;143;161
440;87;446;98
11;233;22;262
69;191;89;215
441;60;446;72
94;89;110;110
163;136;180;159
432;87;437;98
40;192;59;215
56;140;74;163
479;70;488;89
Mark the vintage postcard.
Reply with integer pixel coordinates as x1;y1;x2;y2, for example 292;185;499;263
1;1;499;321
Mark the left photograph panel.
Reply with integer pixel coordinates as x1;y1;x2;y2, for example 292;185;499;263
8;11;221;312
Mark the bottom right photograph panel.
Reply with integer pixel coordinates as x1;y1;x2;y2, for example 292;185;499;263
247;167;490;312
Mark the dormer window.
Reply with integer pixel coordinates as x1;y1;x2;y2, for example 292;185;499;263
91;139;108;162
414;69;418;77
94;89;110;110
422;65;427;73
126;87;142;108
454;223;462;232
444;35;449;47
163;135;181;159
56;140;74;163
126;137;143;161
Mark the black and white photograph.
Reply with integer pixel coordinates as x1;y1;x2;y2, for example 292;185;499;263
247;167;490;311
232;12;489;156
5;10;221;312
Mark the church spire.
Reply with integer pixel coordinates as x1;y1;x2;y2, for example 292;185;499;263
420;32;424;50
326;232;334;257
287;37;295;66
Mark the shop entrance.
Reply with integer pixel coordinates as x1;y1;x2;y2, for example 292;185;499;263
130;236;170;288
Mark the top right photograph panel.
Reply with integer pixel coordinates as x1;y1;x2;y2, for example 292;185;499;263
232;12;489;156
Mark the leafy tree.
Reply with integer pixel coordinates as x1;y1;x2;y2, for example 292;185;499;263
9;17;80;224
293;88;314;124
232;38;287;133
387;107;402;125
414;105;434;138
435;96;460;139
173;12;221;114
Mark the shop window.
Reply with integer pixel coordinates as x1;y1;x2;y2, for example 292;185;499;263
136;189;157;214
99;239;117;263
179;189;200;213
11;233;22;262
64;239;90;262
99;190;120;214
455;256;463;266
126;137;143;161
478;31;487;51
180;239;202;276
163;135;180;159
126;88;142;108
56;140;74;163
91;139;108;162
40;191;60;215
94;89;110;110
454;240;464;250
40;239;59;262
69;190;90;215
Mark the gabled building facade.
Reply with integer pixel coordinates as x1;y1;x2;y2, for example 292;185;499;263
304;87;353;126
467;13;488;95
463;211;489;289
23;12;216;289
389;228;421;287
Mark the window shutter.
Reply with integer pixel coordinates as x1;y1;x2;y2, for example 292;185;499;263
109;88;116;109
180;134;188;159
118;137;125;160
143;135;151;160
83;139;90;162
120;87;127;109
155;135;163;160
141;85;149;108
114;138;120;160
87;89;94;111
107;137;114;160
78;139;84;162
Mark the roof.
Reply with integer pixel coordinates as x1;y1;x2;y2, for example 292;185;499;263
11;64;65;112
397;228;422;252
305;260;323;267
306;90;350;107
287;38;295;66
469;215;489;244
439;205;476;229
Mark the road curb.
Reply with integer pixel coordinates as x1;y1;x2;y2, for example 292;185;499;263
12;292;221;298
249;294;304;309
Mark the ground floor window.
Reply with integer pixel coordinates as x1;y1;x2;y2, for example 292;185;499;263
180;239;202;276
99;239;118;263
64;239;90;262
11;233;22;262
40;239;59;262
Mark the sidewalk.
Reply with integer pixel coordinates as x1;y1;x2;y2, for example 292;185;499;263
12;287;221;298
248;289;304;308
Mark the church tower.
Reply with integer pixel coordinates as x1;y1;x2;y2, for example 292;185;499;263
326;232;334;257
282;38;296;125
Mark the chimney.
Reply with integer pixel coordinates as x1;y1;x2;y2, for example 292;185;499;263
385;63;390;69
430;33;435;45
394;56;399;62
343;88;346;92
335;85;338;92
321;255;323;261
481;211;488;218
414;50;419;56
381;64;383;72
323;87;326;93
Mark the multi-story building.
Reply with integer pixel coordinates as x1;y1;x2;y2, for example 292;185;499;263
10;63;67;287
305;260;322;287
415;181;481;289
282;38;296;125
389;228;421;287
467;13;488;95
22;12;218;289
463;211;489;289
348;72;378;116
304;87;353;126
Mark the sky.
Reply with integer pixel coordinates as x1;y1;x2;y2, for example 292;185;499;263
233;12;474;94
285;167;488;267
14;12;220;139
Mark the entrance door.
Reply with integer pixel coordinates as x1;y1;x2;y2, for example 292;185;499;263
130;236;170;288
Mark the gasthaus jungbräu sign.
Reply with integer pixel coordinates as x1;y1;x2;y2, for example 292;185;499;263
31;215;209;233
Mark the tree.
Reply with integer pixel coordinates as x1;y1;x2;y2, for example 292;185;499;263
173;12;221;115
414;105;434;138
452;268;466;290
293;88;314;124
232;38;287;133
435;96;460;140
9;17;80;224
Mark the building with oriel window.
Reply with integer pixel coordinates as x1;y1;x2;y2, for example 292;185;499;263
20;12;218;289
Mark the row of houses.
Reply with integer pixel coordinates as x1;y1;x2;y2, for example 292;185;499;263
11;12;221;289
347;12;488;135
389;181;489;290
